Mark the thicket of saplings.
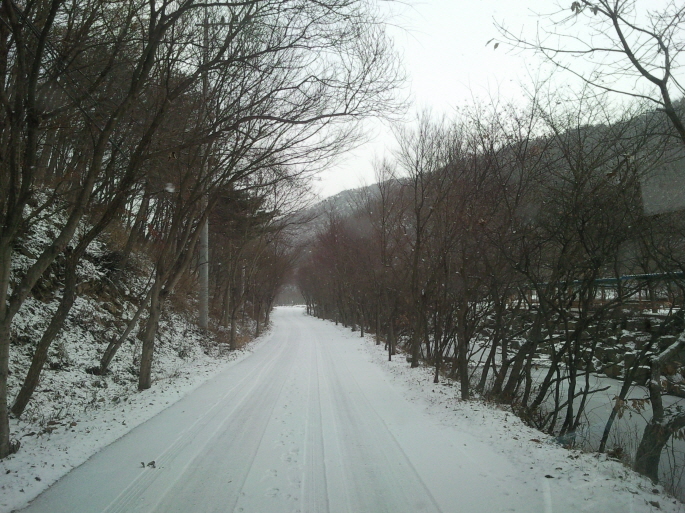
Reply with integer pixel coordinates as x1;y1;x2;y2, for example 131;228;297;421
298;100;685;490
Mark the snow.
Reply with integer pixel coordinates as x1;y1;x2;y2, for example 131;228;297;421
363;334;685;512
4;307;682;512
1;334;261;513
3;199;265;512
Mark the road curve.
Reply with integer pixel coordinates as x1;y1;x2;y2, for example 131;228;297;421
20;307;543;513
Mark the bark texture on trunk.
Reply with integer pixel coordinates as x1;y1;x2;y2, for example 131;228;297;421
12;256;78;416
138;280;163;390
634;336;685;483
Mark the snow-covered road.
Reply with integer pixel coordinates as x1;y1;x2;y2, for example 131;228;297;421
19;308;553;512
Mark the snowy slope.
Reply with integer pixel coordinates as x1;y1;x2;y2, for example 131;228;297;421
8;307;682;513
3;207;261;511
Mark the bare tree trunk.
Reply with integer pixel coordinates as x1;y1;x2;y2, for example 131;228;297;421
375;302;381;345
255;299;266;337
99;285;154;374
597;325;653;454
490;336;510;397
599;376;633;454
221;283;230;326
458;333;470;400
138;279;163;391
477;333;499;394
559;350;577;437
520;349;535;408
433;351;442;384
388;314;395;361
122;187;150;265
0;307;10;457
230;313;238;350
11;254;78;416
501;314;542;402
634;336;685;482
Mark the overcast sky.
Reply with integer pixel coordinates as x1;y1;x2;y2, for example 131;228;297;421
313;0;683;199
313;0;558;198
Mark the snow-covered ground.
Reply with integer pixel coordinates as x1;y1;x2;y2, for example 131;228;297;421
3;205;260;511
362;327;685;512
1;334;262;513
4;306;682;512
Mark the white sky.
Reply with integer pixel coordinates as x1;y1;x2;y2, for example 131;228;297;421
314;0;557;198
313;0;682;198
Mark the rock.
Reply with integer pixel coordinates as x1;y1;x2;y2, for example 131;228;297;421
626;319;641;331
663;379;685;398
619;333;635;345
9;439;21;454
595;345;609;361
632;366;651;386
623;352;637;369
605;362;624;379
658;335;677;350
603;347;619;362
662;362;679;377
607;447;624;459
103;302;120;315
635;334;651;350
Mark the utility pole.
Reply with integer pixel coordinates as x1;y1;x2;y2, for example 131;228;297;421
199;194;209;330
198;11;232;331
199;12;211;331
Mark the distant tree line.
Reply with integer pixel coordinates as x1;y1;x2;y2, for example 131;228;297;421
0;0;402;459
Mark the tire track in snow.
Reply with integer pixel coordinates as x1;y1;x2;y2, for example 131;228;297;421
317;335;443;513
300;330;330;513
224;336;301;513
316;335;356;513
101;333;292;513
150;324;304;513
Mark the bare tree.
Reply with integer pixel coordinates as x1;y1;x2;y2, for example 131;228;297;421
496;0;685;144
0;0;208;457
1;0;405;456
394;113;456;368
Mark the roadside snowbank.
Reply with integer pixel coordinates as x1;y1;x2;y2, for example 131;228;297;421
358;329;684;513
1;332;265;513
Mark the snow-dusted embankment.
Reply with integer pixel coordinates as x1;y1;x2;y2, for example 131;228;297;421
9;307;683;512
1;337;259;513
